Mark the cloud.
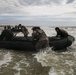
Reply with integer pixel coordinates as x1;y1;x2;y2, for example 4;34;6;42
0;0;75;15
0;0;76;26
0;0;76;16
68;12;76;14
0;0;61;14
66;0;75;4
18;0;61;6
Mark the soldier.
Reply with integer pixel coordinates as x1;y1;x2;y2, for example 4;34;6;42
15;25;18;29
21;26;29;38
32;27;40;41
4;26;7;30
32;27;49;51
55;27;68;38
18;24;22;30
0;26;13;40
7;25;11;30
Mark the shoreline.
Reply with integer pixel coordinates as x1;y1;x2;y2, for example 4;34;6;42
0;25;76;28
0;25;76;31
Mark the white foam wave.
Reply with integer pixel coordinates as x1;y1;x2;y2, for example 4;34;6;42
13;58;30;75
0;52;12;67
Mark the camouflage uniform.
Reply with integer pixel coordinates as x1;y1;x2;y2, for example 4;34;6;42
32;28;49;50
21;26;29;38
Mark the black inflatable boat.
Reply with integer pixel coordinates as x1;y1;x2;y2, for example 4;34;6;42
0;35;75;51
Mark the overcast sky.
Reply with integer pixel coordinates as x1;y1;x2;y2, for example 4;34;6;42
0;0;76;26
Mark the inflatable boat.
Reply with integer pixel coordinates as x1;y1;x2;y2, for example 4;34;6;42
0;35;75;51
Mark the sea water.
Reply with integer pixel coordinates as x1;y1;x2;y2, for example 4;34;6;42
0;27;76;75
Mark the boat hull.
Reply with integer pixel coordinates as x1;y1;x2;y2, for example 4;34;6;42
0;35;75;51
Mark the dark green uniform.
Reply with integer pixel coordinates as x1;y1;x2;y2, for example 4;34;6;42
56;29;68;37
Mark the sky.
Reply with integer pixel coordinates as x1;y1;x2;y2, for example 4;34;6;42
0;0;76;26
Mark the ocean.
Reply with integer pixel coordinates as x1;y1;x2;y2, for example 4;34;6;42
0;27;76;75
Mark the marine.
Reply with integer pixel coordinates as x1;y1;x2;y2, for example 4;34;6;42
21;26;29;38
32;27;49;51
0;26;14;40
55;27;68;38
18;24;22;30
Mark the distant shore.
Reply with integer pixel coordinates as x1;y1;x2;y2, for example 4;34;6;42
0;25;76;29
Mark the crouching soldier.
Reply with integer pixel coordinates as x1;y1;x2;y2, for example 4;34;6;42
21;26;29;39
55;27;68;38
32;27;49;51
